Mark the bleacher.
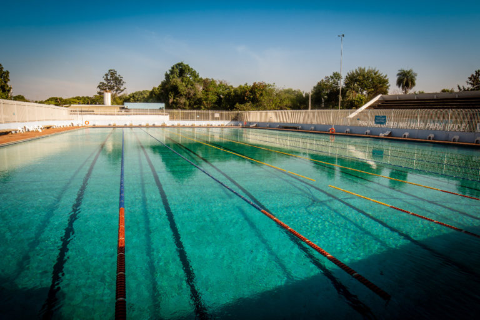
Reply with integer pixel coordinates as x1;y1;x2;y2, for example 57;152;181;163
370;91;480;109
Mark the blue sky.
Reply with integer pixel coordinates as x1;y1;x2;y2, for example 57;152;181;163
1;1;479;100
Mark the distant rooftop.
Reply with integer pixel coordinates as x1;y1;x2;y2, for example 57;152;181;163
124;103;165;109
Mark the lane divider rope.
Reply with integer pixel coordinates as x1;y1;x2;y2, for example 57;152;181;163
329;185;480;239
198;130;479;201
115;130;126;320
143;129;390;301
169;130;315;181
240;130;480;190
246;129;480;174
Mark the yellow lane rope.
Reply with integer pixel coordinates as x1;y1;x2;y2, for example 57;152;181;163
168;130;316;181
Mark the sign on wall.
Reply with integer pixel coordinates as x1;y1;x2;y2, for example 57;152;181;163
375;115;387;125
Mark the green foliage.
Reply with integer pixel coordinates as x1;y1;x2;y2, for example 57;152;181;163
275;88;308;110
12;95;29;102
396;69;417;94
311;72;342;108
123;90;151;103
97;69;126;96
225;82;280;111
344;67;389;108
0;63;12;99
458;70;480;91
440;88;455;93
160;62;202;109
38;95;103;106
40;97;66;106
147;85;163;103
158;62;307;110
200;78;221;110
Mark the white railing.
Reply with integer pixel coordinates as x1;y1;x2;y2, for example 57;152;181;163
0;99;73;124
243;109;480;132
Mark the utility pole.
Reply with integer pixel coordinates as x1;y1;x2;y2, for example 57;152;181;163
308;91;311;110
338;34;344;110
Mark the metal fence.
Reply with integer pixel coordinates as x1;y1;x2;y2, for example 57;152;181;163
2;98;479;132
0;99;73;124
243;109;480;132
69;109;167;116
67;109;242;121
164;110;242;121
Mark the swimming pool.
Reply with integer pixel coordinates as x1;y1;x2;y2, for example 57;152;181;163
1;127;479;319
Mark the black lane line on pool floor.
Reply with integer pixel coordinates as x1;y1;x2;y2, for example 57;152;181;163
136;135;162;315
165;137;294;281
142;129;390;301
241;129;480;186
135;133;210;320
182;137;394;251
7;144;99;284
39;130;114;319
206;140;480;281
192;131;480;222
165;135;377;319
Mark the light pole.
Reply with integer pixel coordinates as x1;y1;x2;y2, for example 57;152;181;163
338;34;344;110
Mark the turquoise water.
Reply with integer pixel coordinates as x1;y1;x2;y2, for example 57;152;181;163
1;127;480;319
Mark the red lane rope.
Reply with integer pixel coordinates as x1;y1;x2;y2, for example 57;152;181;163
259;209;391;301
115;131;126;319
390;205;480;239
330;185;480;240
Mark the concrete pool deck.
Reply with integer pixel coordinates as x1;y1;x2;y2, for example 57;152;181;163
0;126;82;147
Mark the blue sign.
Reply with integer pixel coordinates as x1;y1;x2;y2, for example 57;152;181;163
375;115;387;125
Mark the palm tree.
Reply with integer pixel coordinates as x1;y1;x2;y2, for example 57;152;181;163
396;69;417;94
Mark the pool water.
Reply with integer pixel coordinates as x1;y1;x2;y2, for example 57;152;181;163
1;127;480;319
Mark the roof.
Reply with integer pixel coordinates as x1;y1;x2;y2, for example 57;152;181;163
124;103;165;109
371;91;480;109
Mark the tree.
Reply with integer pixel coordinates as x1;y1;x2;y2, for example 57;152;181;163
0;63;12;99
396;69;417;94
311;72;343;108
275;88;308;109
440;88;455;93
458;70;480;91
160;62;203;109
123;90;151;103
200;78;220;110
344;67;390;108
13;95;29;102
97;69;126;96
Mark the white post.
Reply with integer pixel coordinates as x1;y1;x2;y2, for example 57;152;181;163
338;34;344;110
